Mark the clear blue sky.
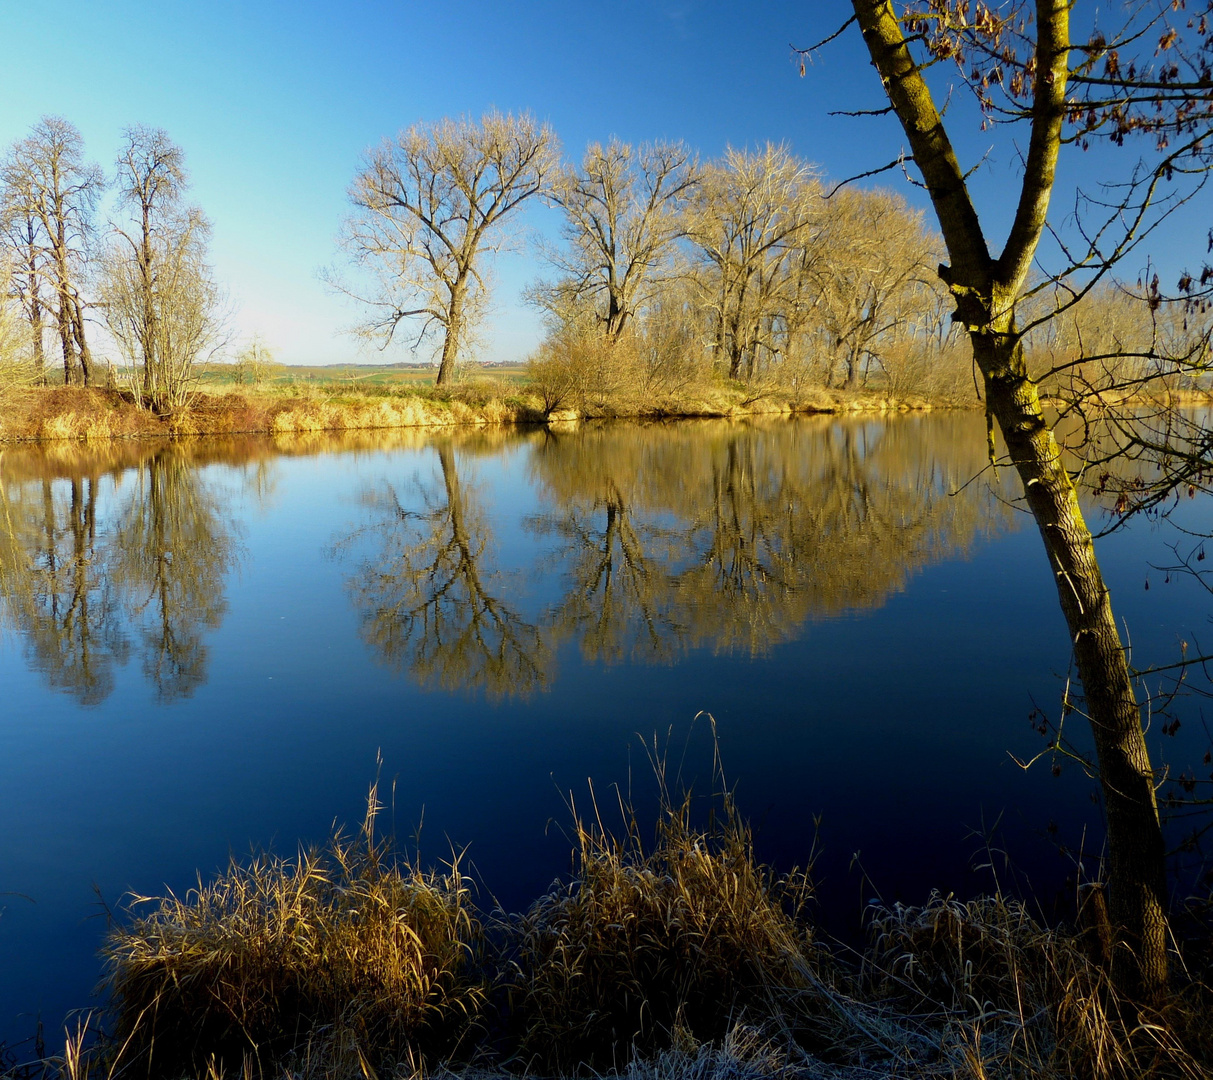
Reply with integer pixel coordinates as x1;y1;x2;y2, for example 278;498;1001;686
1;2;1205;366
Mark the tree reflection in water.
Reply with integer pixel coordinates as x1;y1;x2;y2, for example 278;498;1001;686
343;438;549;698
109;451;240;701
0;443;245;704
345;416;1006;694
529;417;1005;663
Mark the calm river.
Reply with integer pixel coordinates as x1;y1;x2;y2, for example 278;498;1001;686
1;413;1210;1047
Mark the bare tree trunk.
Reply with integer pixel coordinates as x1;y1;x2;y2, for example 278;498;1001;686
140;202;157;402
726;311;745;380
845;348;860;390
605;285;628;340
436;285;463;387
975;325;1168;999
57;294;77;386
25;239;46;384
30;302;45;384
728;346;743;380
71;295;93;387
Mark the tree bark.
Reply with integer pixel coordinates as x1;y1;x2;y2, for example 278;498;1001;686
71;294;93;387
844;348;860;390
436;284;463;387
56;293;78;386
30;300;45;384
850;0;1169;999
25;235;46;384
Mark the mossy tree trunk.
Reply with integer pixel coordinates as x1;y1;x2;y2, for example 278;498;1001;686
850;0;1169;999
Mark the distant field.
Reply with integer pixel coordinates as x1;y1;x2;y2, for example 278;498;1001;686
193;362;529;389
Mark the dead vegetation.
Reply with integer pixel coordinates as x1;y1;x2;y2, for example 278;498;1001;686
0;379;951;447
101;777;485;1078
8;774;1212;1080
500;783;818;1073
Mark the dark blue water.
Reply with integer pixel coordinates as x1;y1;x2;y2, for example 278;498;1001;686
1;414;1210;1049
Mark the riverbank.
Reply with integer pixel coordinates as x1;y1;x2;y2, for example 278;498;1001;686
8;791;1212;1080
0;383;955;444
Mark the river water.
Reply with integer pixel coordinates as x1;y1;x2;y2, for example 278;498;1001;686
1;413;1210;1048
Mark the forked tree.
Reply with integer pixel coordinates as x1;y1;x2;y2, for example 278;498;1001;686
103;127;225;413
539;139;700;341
343;111;559;386
830;0;1213;999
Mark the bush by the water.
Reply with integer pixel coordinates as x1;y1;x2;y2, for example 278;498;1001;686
103;784;484;1076
12;771;1213;1080
501;789;818;1072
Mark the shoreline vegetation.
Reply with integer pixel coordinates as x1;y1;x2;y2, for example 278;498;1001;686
0;381;953;445
2;379;1210;446
6;778;1212;1080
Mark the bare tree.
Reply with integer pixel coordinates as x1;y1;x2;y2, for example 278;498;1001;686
231;333;275;386
342;111;559;386
102;126;226;413
0;171;48;381
812;188;939;389
825;0;1213;998
537;139;699;341
1;118;101;386
684;145;821;381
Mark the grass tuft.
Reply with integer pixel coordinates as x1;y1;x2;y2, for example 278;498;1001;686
866;891;1212;1079
102;779;485;1077
501;770;818;1072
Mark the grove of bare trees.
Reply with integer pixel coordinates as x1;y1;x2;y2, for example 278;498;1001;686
0;118;224;409
332;116;1005;405
524;136;987;412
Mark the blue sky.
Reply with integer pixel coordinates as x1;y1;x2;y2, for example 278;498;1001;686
1;2;1206;366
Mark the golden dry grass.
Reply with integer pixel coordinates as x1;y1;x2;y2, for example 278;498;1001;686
101;780;485;1078
0;379;954;448
865;892;1213;1080
501;787;818;1072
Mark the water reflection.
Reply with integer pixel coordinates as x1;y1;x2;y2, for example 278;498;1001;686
532;418;1004;661
109;452;240;701
0;418;1009;702
0;474;128;704
347;438;549;698
0;443;245;703
344;415;1006;695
